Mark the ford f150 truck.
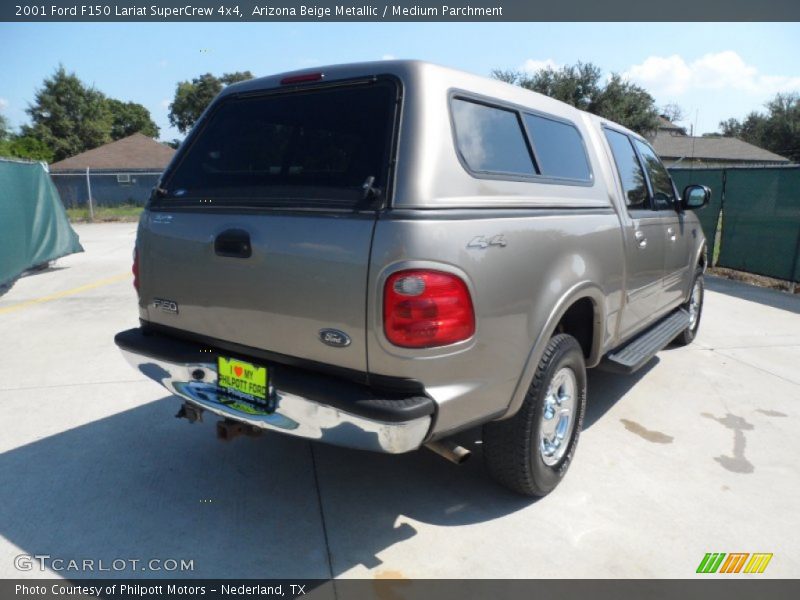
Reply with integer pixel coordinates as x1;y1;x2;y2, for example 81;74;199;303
115;61;710;496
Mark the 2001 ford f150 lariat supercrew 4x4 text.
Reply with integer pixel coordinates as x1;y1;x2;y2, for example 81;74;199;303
115;61;710;496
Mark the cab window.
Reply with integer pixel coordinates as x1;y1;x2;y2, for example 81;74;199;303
604;129;647;209
633;139;677;210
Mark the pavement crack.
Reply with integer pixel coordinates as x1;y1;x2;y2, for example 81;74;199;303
0;379;146;393
708;348;800;387
309;442;337;592
0;378;148;393
699;343;800;350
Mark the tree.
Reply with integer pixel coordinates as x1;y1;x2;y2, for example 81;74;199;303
23;65;113;161
0;135;54;161
168;71;253;134
0;113;53;160
661;103;685;123
107;99;159;140
0;113;10;140
492;62;660;136
593;74;662;136
20;66;162;162
718;93;800;162
718;117;743;138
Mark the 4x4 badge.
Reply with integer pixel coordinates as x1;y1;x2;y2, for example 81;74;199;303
468;234;507;249
319;329;351;348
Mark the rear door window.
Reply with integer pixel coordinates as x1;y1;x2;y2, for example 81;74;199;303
523;114;591;181
604;129;648;209
451;98;535;176
160;80;397;208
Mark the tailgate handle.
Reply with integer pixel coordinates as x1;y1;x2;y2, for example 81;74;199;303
215;229;252;258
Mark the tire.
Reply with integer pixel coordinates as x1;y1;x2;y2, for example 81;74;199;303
483;334;587;497
674;267;704;346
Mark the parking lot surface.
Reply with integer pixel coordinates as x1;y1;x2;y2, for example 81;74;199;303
1;222;798;578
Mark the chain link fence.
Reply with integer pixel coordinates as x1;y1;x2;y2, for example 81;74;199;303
670;166;800;283
49;168;162;212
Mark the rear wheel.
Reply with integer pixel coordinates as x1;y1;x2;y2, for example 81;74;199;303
674;267;704;346
483;334;587;497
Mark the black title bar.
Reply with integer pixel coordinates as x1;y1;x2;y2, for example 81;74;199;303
4;0;800;22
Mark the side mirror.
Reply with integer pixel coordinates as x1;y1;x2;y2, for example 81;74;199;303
681;184;711;210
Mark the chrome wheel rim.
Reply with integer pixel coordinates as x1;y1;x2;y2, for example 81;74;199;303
539;367;577;467
688;280;702;330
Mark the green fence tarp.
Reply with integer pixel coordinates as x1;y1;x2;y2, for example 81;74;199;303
669;168;724;257
717;168;800;282
0;159;83;287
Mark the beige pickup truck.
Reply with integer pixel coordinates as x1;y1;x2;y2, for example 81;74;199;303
115;61;710;496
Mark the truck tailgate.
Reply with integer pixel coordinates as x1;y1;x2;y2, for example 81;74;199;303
138;211;376;372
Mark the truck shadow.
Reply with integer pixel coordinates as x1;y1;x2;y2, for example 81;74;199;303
583;360;658;429
706;275;800;315
0;396;529;580
0;362;651;578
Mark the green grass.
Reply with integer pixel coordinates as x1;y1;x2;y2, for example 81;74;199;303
66;205;143;223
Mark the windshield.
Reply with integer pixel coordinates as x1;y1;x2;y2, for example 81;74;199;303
161;79;397;208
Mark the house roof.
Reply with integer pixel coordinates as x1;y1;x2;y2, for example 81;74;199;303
652;131;790;164
49;133;175;171
657;116;686;134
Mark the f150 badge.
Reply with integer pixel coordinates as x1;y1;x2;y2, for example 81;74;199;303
153;298;179;314
319;329;351;348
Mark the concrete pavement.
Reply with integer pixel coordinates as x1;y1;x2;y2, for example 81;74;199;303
1;222;798;579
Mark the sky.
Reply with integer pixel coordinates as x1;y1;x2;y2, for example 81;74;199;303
1;22;799;141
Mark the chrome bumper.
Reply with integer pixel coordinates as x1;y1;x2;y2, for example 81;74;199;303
119;349;432;454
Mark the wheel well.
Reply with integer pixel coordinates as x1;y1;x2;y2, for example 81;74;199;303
554;297;594;360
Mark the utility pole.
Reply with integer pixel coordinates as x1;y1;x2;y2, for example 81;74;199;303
85;167;94;222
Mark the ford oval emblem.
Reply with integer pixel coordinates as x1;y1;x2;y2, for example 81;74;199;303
319;329;351;348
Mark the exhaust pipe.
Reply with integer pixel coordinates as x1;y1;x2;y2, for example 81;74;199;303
425;440;471;464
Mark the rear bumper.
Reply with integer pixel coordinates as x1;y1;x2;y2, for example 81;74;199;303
114;327;434;454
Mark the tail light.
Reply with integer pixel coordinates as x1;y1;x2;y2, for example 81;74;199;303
383;270;475;348
132;247;140;294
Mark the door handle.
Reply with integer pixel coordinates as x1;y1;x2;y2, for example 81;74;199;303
214;229;252;258
634;230;647;249
667;227;677;242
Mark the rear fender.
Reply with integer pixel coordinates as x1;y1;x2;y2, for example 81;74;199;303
499;282;606;420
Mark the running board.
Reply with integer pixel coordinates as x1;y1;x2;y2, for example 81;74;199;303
600;309;690;374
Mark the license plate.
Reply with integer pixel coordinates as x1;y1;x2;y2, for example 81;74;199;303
217;356;268;403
